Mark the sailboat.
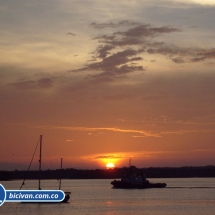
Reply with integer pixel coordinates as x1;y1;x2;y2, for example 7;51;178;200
20;135;71;203
58;157;71;203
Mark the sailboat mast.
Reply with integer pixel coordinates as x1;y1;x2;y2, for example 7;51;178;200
38;135;42;190
59;158;63;190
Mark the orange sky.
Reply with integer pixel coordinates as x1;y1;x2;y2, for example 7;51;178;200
0;0;215;170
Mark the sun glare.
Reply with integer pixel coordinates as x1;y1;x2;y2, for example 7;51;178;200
106;162;115;169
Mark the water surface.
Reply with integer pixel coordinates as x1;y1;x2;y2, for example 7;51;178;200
0;178;214;215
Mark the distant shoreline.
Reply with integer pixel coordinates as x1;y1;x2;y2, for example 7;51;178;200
1;166;215;181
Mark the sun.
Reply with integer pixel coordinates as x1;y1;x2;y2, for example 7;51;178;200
106;162;115;169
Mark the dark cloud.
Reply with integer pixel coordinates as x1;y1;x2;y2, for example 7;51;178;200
95;35;146;47
145;42;207;63
90;20;141;29
191;49;215;62
67;32;76;36
89;49;140;69
72;20;213;85
73;22;173;82
96;45;115;58
7;80;35;90
72;48;145;83
115;24;181;38
8;77;54;90
94;35;117;42
83;49;145;82
146;43;189;56
37;78;53;88
89;65;144;80
172;57;185;64
94;25;179;48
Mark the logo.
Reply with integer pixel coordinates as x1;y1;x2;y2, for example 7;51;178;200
6;190;65;202
0;184;6;206
0;184;65;205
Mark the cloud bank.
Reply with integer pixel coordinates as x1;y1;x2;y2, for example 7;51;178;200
70;20;214;86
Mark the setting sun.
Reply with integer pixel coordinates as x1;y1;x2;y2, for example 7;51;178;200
106;163;115;169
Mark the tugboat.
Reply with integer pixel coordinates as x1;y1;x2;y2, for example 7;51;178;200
111;175;167;189
111;159;167;189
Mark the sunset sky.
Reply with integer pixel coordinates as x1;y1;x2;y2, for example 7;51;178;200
1;0;215;170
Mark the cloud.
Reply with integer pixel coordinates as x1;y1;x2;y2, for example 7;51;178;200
115;24;181;38
146;43;187;55
71;22;181;83
178;0;215;5
32;125;161;137
93;154;125;159
30;123;215;138
7;77;55;90
95;34;145;47
191;49;215;62
174;120;215;126
88;65;144;82
96;45;114;58
145;42;205;63
132;135;147;138
89;49;141;69
86;49;145;78
172;57;185;64
90;20;141;29
67;32;76;36
93;24;181;50
70;20;214;89
37;78;53;88
72;48;145;83
7;80;36;90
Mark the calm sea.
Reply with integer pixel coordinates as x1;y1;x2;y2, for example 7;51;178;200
0;178;214;215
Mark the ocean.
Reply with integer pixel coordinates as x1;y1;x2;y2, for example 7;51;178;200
0;178;214;215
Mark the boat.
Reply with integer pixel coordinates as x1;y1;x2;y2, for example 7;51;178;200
111;159;167;189
58;157;71;203
61;191;71;203
20;135;71;203
111;176;167;189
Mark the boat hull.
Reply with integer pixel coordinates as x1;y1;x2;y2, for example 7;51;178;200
111;180;167;189
61;192;70;203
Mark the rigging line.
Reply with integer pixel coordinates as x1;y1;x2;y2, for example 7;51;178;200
19;137;40;190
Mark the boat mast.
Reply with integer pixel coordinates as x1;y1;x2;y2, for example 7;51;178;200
38;135;42;190
129;157;132;175
59;158;63;190
129;157;131;167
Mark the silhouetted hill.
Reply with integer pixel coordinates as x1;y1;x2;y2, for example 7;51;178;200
0;166;215;181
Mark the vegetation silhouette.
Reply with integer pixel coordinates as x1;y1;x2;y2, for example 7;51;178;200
1;166;215;181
